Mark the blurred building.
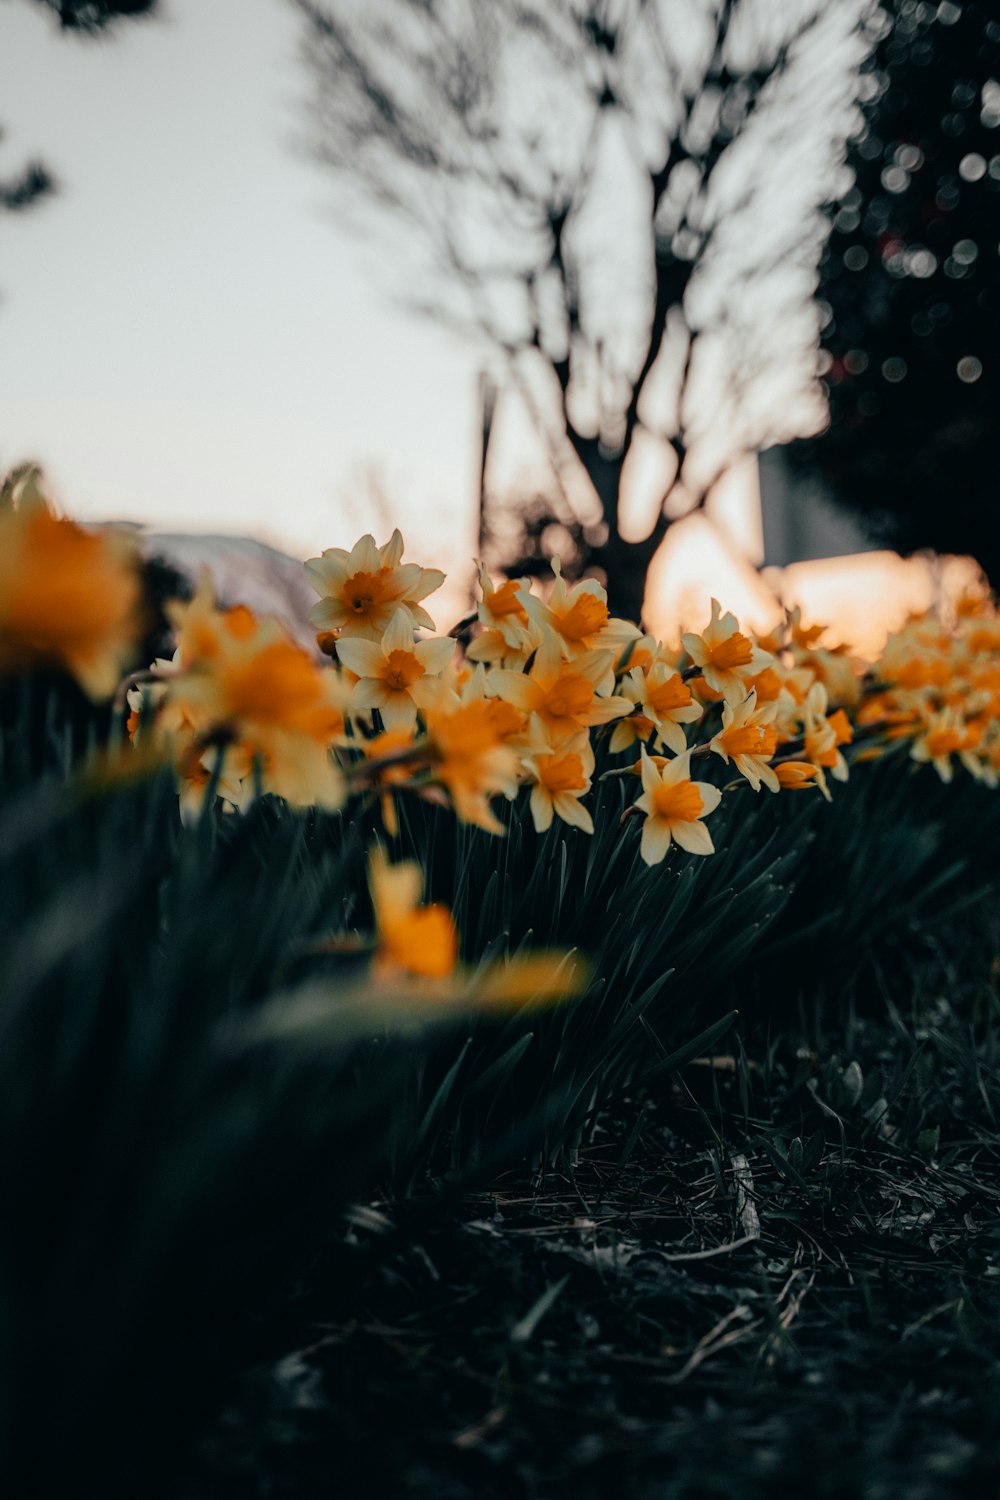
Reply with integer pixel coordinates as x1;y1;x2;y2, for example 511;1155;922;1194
757;446;874;568
135;530;318;649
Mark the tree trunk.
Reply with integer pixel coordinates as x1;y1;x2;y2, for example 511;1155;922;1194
595;529;663;628
576;444;667;628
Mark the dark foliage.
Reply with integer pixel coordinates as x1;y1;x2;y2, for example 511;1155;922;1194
797;1;1000;582
183;913;1000;1499
29;0;157;31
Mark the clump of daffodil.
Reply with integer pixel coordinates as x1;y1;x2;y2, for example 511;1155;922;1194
0;468;144;699
681;599;772;704
634;747;722;865
305;528;444;643
115;523;1000;838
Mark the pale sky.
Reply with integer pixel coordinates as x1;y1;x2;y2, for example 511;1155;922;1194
0;0;485;589
2;0;944;654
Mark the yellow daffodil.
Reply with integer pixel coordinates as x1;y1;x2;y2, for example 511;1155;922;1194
164;580;348;810
710;690;780;793
744;665;784;705
490;627;631;747
801;682;850;800
614;634;676;678
608;704;658;754
774;761;820;790
414;678;520;833
369;849;458;979
0;480;143;699
522;724;595;834
465;565;540;665
635;747;722;865
626;661;702;755
305;529;444;642
681;599;772;704
523;558;639;672
336;608;454;730
910;706;969;784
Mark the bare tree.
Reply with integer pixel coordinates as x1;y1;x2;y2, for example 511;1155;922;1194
2;2;157;221
293;0;878;622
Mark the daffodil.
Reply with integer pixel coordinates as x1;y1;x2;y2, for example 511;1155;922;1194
369;849;458;979
415;678;521;833
774;761;820;790
336;608;454;730
0;478;143;699
801;682;850;800
710;690;780;793
910;707;970;784
626;661;702;755
608;703;658;754
490;627;631;746
744;665;784;706
523;558;639;672
681;599;771;703
465;565;540;665
634;748;722;865
164;580;348;810
305;529;444;642
614;634;674;678
522;724;595;834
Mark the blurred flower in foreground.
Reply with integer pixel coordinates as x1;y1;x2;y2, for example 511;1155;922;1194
360;848;590;1012
242;944;590;1047
160;576;347;811
368;849;591;1002
0;468;143;699
370;848;459;979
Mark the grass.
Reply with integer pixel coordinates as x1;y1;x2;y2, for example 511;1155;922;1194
180;908;1000;1499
